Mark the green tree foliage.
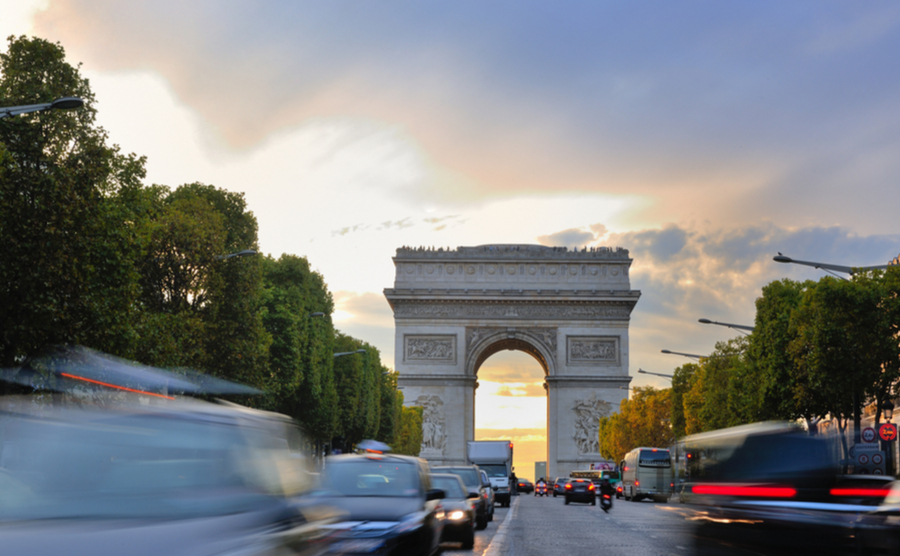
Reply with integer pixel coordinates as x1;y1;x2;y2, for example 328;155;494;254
0;36;146;368
598;387;672;463
394;400;424;456
261;254;337;442
332;333;387;448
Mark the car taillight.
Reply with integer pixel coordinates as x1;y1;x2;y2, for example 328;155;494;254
830;488;891;497
693;484;797;498
588;483;595;491
635;480;639;487
565;483;572;490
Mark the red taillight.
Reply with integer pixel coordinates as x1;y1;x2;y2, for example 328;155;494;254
830;488;891;497
635;480;639;487
693;484;797;498
565;483;572;490
588;483;595;491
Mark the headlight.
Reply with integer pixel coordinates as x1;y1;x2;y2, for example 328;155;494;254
448;510;466;521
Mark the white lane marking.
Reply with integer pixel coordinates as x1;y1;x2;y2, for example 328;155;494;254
483;496;520;556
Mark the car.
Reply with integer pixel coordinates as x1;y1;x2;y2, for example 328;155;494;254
0;394;335;556
553;477;569;497
683;422;892;556
432;466;493;530
564;478;596;505
479;469;495;521
516;478;534;494
317;452;444;556
431;473;478;549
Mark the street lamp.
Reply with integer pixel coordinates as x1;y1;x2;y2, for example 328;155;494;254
661;349;705;360
333;349;366;358
638;369;673;380
308;312;325;318
215;249;257;260
698;318;754;335
883;399;895;423
773;253;889;279
0;97;84;119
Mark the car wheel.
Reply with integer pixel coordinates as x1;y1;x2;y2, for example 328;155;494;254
476;515;487;530
461;526;475;549
564;497;570;505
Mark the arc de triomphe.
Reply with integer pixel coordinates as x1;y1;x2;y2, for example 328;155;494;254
383;244;640;478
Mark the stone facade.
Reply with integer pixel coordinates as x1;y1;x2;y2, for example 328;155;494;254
384;244;639;478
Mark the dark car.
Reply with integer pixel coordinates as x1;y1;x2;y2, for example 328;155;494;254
432;466;493;529
431;473;478;549
564;478;596;505
683;422;891;556
553;477;569;497
0;395;335;556
317;453;444;556
479;470;495;519
516;478;534;494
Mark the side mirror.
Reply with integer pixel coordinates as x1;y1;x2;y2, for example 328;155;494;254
467;492;480;500
426;488;445;501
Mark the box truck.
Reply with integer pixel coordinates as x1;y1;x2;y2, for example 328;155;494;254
467;441;513;507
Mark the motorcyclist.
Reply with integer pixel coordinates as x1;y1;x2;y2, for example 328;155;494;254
599;477;614;512
535;477;547;496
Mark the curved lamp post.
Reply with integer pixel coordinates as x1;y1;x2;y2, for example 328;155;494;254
215;249;257;261
661;349;705;360
0;97;84;119
773;253;890;280
637;368;673;380
698;318;754;335
334;349;366;358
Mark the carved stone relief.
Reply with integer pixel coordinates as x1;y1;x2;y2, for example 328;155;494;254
573;395;612;454
418;394;447;456
393;301;633;320
404;335;457;364
466;326;557;356
567;336;620;366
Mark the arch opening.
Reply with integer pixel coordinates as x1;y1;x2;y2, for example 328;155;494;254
474;349;548;482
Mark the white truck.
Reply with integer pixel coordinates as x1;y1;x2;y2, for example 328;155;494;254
467;440;514;507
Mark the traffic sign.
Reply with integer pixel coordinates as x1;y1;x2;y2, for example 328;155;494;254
858;454;870;465
874;468;884;475
851;443;879;457
862;427;877;443
879;423;898;442
873;453;884;465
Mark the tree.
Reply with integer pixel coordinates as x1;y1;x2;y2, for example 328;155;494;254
394;400;424;456
0;36;146;370
598;386;672;462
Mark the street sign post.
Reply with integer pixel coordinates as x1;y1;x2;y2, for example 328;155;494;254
879;423;897;442
863;427;877;443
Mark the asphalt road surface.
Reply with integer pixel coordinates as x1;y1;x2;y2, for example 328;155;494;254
442;493;693;556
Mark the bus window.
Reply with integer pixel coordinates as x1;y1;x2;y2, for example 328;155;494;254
638;449;671;468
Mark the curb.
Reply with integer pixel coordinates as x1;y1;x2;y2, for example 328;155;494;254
483;496;520;556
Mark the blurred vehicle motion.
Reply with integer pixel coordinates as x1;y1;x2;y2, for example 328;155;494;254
682;422;893;556
563;478;596;505
516;478;533;494
315;452;444;556
479;469;496;513
0;395;334;556
552;477;568;497
431;473;477;549
432;465;493;529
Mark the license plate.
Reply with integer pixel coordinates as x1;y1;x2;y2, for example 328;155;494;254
328;539;384;553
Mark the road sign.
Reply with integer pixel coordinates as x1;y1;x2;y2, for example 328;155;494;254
858;454;870;465
851;443;879;457
873;453;884;465
879;423;898;442
874;468;884;475
862;427;877;443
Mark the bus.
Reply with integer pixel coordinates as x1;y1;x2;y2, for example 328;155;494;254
621;447;672;502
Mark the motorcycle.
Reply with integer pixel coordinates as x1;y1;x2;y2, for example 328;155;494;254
600;493;613;512
534;483;548;496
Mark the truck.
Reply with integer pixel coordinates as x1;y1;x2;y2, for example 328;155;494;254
466;441;514;507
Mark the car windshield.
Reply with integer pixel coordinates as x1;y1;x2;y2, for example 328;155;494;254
322;459;420;497
0;409;301;522
436;467;480;486
431;476;466;499
478;464;507;478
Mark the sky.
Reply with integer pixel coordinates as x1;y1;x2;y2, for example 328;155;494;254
4;1;900;479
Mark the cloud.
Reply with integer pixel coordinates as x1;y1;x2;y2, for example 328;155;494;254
32;1;900;231
495;383;547;398
535;228;597;249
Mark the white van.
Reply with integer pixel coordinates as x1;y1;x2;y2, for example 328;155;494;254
621;447;672;502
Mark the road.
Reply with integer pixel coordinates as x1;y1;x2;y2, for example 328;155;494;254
442;493;694;556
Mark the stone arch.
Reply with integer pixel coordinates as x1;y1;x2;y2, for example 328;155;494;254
465;328;556;378
384;244;640;478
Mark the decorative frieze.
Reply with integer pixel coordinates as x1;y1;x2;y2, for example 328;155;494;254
573;395;612;455
567;336;620;366
418;394;447;456
393;301;634;320
404;334;457;364
395;244;631;260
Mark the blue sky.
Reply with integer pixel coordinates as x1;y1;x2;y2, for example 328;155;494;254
5;0;900;476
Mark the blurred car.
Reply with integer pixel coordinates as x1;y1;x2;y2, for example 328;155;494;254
553;477;569;497
316;452;444;556
0;395;334;556
432;466;493;529
683;422;892;556
431;473;478;549
516;478;534;494
855;480;900;554
479;469;495;519
564;478;596;505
